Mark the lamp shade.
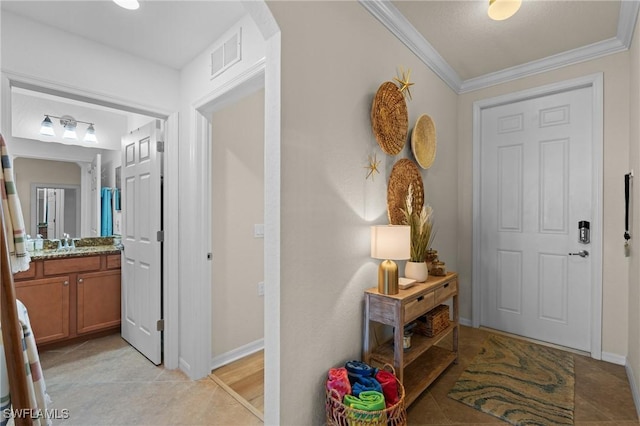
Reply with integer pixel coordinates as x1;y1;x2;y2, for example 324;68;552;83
371;225;410;260
40;116;55;136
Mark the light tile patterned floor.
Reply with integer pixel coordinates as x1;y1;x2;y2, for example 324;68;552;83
407;326;640;425
37;327;640;425
38;334;262;425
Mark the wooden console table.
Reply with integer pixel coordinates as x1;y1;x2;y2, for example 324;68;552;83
363;272;459;406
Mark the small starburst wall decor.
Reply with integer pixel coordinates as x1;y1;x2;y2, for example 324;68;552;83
394;67;414;100
364;152;381;181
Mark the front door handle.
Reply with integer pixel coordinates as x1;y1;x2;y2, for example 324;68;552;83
569;250;589;258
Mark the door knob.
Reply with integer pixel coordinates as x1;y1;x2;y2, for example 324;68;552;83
569;250;589;258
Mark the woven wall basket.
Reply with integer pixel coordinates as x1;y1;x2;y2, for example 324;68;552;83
387;158;424;225
371;82;408;156
411;114;437;169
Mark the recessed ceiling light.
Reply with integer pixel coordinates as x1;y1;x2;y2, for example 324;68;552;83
113;0;140;11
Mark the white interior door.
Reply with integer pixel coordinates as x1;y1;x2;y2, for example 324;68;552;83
90;154;101;237
121;120;163;365
479;86;593;352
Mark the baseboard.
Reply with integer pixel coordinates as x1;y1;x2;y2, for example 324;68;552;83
626;360;640;419
210;338;264;371
459;317;472;327
602;351;627;366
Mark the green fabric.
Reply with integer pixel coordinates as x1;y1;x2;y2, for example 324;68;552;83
343;391;386;411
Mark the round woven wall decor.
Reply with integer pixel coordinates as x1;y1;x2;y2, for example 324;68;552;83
411;114;437;169
371;82;408;156
387;158;424;225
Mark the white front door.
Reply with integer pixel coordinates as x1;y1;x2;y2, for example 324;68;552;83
121;120;163;365
479;86;594;352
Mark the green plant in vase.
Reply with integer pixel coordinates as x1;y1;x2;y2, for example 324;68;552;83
401;183;435;281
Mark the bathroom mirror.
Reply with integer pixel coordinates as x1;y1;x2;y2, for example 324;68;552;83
32;185;80;239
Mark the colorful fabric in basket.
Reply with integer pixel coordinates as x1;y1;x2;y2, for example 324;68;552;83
351;375;382;397
326;367;351;400
345;360;377;379
343;390;387;425
375;370;399;407
346;360;382;396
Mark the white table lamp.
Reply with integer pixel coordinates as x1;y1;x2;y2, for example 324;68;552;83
371;225;410;294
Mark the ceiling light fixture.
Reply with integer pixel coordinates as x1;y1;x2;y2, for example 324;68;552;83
488;0;522;21
113;0;140;10
40;114;99;143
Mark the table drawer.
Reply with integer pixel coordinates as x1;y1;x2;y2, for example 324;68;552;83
404;291;435;322
435;280;457;305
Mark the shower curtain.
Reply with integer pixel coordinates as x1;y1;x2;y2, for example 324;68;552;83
101;187;112;236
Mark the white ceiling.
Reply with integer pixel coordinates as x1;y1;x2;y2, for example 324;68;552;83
1;0;636;93
393;0;621;81
1;0;247;70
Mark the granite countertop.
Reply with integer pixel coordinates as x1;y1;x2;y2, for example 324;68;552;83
29;245;122;260
28;237;122;260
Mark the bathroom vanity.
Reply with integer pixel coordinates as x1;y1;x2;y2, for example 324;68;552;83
13;244;122;348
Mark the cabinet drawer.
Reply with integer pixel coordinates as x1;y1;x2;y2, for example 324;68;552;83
44;255;101;276
13;263;36;280
106;254;121;270
404;291;435;323
435;280;457;305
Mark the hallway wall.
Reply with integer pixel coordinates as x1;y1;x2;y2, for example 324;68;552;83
211;88;265;360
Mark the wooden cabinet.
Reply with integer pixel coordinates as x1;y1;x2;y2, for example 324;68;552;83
363;272;459;407
77;270;121;334
14;276;70;345
14;253;121;347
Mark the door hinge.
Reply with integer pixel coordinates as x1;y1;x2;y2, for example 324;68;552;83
157;230;164;242
207;253;212;261
156;319;164;331
157;141;165;153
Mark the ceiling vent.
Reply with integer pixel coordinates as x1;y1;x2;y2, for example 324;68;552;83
210;27;242;80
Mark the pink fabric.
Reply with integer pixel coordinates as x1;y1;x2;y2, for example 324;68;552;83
376;370;399;407
327;367;351;400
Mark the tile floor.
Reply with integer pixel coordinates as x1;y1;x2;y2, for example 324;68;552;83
37;327;640;425
407;326;640;425
38;334;262;425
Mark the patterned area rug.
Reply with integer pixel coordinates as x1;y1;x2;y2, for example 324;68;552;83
447;334;575;425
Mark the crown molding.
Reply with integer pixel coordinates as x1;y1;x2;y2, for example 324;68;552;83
360;0;640;94
359;0;462;91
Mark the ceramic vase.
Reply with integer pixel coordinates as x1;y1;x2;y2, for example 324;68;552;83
405;261;429;282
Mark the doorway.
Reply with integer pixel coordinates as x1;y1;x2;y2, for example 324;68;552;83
472;73;604;357
196;62;266;413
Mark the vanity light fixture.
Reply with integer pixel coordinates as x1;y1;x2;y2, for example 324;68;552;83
113;0;140;10
40;114;99;143
488;0;522;21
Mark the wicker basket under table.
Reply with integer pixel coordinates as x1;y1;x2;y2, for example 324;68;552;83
414;304;450;338
325;366;407;426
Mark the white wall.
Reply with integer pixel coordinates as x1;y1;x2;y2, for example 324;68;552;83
458;53;631;359
267;2;458;423
211;88;265;360
627;9;640;415
177;14;266;378
1;11;179;115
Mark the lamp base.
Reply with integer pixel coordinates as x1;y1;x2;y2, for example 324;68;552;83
378;259;399;295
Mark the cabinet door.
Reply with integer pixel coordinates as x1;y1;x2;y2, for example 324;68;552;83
15;276;70;345
77;270;121;334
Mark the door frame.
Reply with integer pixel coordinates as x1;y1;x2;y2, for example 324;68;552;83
1;72;180;369
471;73;604;359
